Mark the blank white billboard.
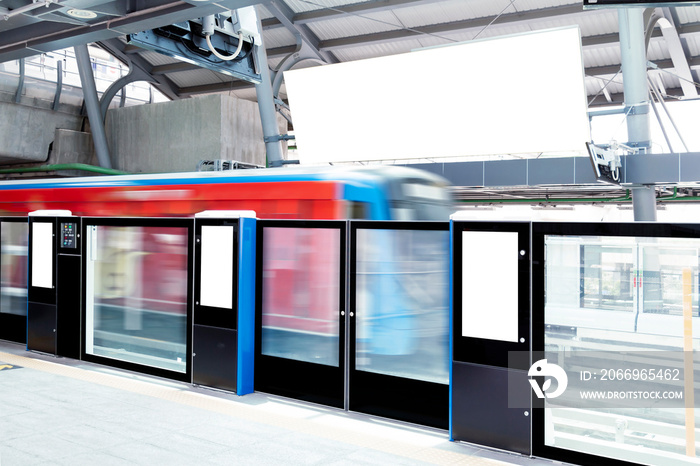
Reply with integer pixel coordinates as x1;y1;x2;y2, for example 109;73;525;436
462;231;519;342
284;27;590;164
32;222;53;289
200;225;234;309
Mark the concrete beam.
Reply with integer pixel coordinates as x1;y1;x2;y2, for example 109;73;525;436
178;80;254;97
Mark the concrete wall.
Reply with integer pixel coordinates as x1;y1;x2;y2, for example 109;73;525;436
105;94;286;173
0;98;83;164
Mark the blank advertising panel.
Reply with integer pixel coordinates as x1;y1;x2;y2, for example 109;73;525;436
31;222;53;289
461;231;518;342
285;27;589;164
200;225;234;309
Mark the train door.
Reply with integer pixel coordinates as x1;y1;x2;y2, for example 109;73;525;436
255;220;346;407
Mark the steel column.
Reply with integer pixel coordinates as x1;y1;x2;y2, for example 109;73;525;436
52;60;63;111
254;8;285;168
14;58;24;103
619;7;656;221
74;44;113;169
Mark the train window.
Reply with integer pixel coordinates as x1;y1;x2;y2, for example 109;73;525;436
84;225;189;373
1;222;28;316
546;235;700;328
580;243;635;313
402;182;451;202
392;181;454;221
346;201;369;219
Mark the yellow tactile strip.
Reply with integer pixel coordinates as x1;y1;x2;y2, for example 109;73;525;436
0;351;511;465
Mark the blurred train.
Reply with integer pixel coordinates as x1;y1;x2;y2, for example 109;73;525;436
0;166;454;360
0;165;453;220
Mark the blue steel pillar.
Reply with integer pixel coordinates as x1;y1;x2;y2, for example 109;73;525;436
619;8;656;221
254;10;285;168
74;44;113;169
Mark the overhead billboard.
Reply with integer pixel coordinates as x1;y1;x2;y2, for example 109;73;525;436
284;27;590;165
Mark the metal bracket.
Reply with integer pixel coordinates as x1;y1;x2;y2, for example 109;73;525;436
268;159;300;167
624;102;650;115
264;134;295;143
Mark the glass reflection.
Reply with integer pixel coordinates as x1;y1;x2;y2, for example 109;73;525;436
261;227;340;366
85;225;188;373
545;234;700;464
355;229;449;384
1;222;28;316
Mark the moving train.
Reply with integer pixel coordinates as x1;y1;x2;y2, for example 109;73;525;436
0;165;453;220
0;165;454;359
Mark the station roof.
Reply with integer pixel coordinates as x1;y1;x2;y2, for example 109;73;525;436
1;0;699;106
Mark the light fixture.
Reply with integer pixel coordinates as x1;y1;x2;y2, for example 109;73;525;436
66;8;97;19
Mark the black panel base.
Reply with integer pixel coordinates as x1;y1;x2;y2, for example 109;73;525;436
57;254;81;359
193;325;238;392
452;362;531;455
0;313;26;344
350;370;448;429
28;301;56;354
256;356;344;409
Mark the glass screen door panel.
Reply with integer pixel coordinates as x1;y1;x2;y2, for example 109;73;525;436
537;227;700;466
256;222;345;408
84;224;190;376
1;221;28;316
0;220;28;343
351;225;449;429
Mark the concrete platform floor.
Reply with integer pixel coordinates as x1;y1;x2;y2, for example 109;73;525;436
0;340;564;466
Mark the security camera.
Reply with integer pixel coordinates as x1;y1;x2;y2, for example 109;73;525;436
586;142;621;184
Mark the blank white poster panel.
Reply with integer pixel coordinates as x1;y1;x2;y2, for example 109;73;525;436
32;222;53;289
461;231;519;342
284;27;589;164
200;225;234;309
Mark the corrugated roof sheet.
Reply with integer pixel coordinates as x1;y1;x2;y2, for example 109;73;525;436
307;10;403;40
283;0;372;14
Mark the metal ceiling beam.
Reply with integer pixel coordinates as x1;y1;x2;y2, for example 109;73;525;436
263;18;700;59
96;38;181;101
588;86;686;107
586;56;700;77
262;0;446;29
314;4;583;51
263;0;337;64
403;153;700;189
654;11;698;97
151;62;200;75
